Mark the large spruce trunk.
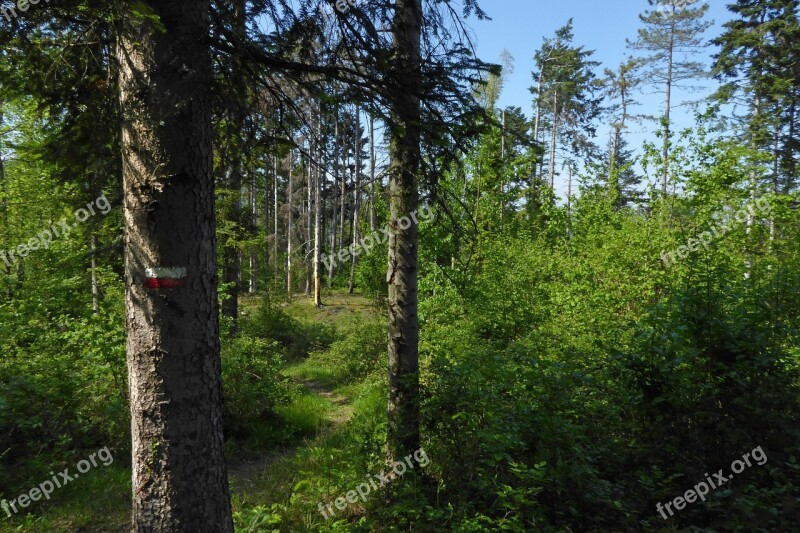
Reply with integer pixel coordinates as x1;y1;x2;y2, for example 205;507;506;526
387;0;423;461
118;0;233;530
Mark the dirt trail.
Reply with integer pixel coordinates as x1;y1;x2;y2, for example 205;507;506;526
227;379;354;491
228;293;374;490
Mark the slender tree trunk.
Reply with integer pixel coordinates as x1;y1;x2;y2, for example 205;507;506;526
548;92;558;189
314;107;323;307
287;150;293;300
249;167;257;294
662;31;674;195
329;114;339;285
264;154;271;294
0;108;9;284
387;0;422;462
533;64;546;186
305;152;312;297
274;154;279;285
349;107;361;294
338;129;347;254
118;0;233;529
369;114;377;232
609;126;621;205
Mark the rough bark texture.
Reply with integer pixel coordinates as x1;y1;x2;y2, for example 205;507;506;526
118;0;233;530
387;0;422;462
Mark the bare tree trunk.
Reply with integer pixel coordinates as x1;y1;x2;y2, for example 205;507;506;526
338;127;347;254
609;125;621;205
369;113;377;232
287;150;293;300
305;152;312;297
264;154;271;293
349;106;361;294
387;0;422;462
0;108;9;285
274;154;279;285
118;0;233;529
662;31;674;195
249;167;257;294
314;107;323;307
548;91;559;189
329;113;339;286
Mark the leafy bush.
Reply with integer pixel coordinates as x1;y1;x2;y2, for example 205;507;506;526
221;335;295;445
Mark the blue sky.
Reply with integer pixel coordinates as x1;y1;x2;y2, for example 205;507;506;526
467;0;734;196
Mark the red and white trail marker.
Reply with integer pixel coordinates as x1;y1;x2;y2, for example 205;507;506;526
145;267;188;289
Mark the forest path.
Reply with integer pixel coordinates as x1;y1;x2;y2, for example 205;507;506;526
226;377;354;492
227;291;373;493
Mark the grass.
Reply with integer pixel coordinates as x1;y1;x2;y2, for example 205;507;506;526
0;467;130;533
2;290;385;532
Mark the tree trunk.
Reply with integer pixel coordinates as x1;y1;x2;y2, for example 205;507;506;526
0;108;9;284
274;154;279;285
118;0;233;529
387;0;422;462
329;113;339;286
305;153;312;297
287;150;293;300
264;154;271;295
314;107;323;307
609;125;621;206
662;29;674;195
548;91;559;189
349;107;361;294
338;128;347;255
369;113;377;232
249;166;258;294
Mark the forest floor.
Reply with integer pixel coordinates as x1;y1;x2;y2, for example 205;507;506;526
0;291;383;533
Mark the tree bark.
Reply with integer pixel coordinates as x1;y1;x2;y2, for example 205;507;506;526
662;27;674;195
314;106;323;307
387;0;422;462
118;0;233;529
274;154;279;285
369;113;377;232
305;153;312;297
349;106;361;294
287;150;293;300
329;113;339;285
548;91;559;189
